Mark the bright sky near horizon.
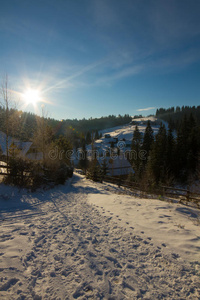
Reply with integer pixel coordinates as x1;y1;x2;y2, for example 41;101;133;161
1;0;200;120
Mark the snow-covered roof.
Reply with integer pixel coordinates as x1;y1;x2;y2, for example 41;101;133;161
98;155;134;176
0;131;32;157
26;152;43;160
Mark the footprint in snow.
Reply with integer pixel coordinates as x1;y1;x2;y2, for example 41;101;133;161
143;240;149;245
0;278;19;291
171;253;180;259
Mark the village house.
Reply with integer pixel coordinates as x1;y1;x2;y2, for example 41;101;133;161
0;131;42;160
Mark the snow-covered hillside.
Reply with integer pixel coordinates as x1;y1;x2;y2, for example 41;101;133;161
88;116;168;154
0;174;199;299
101;116;165;139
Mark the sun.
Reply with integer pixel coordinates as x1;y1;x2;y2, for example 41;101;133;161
23;89;40;106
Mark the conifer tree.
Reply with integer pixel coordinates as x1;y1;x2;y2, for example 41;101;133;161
175;115;189;181
86;158;101;181
131;125;142;180
142;120;154;163
148;123;167;183
95;130;99;140
101;158;108;178
86;131;92;144
131;125;141;152
79;139;88;173
54;136;72;165
165;126;176;184
187;130;198;176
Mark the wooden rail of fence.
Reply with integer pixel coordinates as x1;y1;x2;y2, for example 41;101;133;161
0;165;33;178
0;165;10;175
90;174;200;207
160;185;200;206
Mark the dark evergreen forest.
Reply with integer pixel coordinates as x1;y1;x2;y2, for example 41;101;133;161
132;105;200;186
156;105;200;129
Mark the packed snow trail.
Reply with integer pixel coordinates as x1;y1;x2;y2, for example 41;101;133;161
0;175;199;299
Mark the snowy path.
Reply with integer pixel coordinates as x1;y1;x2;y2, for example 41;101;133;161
0;175;200;299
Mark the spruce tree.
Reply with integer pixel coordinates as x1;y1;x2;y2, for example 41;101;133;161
131;126;142;180
175;115;189;181
95;130;99;140
79;139;88;173
131;125;141;152
187;130;198;176
165;127;175;184
148;123;167;183
142;120;154;163
101;158;108;178
86;131;92;144
86;158;101;182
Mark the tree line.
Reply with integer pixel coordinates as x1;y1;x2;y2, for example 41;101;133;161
0;105;131;145
156;105;200;130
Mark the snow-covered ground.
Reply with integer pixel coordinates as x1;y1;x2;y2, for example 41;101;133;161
87;117;168;154
98;116;165;142
0;174;200;299
72;117;169;166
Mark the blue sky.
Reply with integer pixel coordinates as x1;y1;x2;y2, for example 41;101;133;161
1;0;200;120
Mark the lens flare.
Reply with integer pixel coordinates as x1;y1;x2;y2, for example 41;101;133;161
23;89;40;106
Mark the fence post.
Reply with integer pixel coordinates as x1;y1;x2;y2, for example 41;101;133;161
118;177;121;188
186;186;190;202
162;186;165;196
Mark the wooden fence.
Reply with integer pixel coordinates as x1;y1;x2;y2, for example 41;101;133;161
90;174;200;208
0;164;10;175
160;185;200;206
0;164;33;178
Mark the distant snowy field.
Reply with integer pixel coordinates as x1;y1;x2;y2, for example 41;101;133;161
0;174;200;299
99;116;168;141
87;117;170;155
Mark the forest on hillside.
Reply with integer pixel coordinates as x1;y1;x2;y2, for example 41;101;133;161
128;106;200;187
156;105;200;129
0;106;131;144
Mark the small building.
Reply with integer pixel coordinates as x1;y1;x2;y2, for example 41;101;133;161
0;131;32;158
104;134;111;139
97;155;134;177
0;131;42;161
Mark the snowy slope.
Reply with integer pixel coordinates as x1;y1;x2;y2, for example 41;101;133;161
0;174;199;299
90;116;168;153
100;116;164;139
